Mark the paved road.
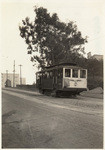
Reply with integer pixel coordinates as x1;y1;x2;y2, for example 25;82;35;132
2;88;103;148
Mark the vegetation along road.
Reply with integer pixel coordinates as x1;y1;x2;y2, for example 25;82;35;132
2;88;103;148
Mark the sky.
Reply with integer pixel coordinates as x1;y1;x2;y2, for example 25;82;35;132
1;0;105;84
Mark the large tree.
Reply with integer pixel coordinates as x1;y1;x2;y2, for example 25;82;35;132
19;6;87;69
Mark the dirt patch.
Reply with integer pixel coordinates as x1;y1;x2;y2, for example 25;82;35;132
80;87;103;99
2;110;17;124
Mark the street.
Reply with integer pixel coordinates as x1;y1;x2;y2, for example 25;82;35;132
2;88;103;148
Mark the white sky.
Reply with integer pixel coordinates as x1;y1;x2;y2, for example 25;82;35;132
1;0;105;84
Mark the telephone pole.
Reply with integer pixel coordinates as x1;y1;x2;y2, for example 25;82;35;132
13;60;15;87
6;70;8;87
19;64;22;85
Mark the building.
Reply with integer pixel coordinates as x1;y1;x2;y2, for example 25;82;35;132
87;52;103;61
92;54;103;61
22;78;26;85
87;52;92;59
2;73;26;88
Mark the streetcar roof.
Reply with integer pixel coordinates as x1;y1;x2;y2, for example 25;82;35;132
45;62;77;68
36;63;86;74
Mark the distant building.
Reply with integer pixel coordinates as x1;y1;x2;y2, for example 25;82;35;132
87;52;103;61
87;52;92;59
92;54;103;61
22;78;26;85
2;73;26;88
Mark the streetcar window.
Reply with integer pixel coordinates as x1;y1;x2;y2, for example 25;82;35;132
65;69;71;77
80;70;86;78
49;71;53;78
58;69;63;78
40;73;42;77
43;72;47;78
42;73;45;78
36;74;38;80
36;73;40;79
47;72;49;78
72;69;78;78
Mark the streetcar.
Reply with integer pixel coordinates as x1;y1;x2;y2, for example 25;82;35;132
36;63;87;96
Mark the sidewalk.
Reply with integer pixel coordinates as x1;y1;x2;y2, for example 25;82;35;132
2;87;42;96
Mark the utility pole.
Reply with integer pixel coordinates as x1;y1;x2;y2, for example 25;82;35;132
13;60;15;87
19;64;22;85
6;70;8;87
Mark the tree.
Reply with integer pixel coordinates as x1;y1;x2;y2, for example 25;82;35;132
86;59;103;89
19;6;87;69
87;59;103;78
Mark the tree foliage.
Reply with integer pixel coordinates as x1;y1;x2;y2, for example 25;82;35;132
19;6;87;69
87;59;103;78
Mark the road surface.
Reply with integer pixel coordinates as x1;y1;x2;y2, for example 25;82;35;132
2;88;103;148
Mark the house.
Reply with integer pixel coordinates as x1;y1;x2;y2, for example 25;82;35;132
2;73;26;88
